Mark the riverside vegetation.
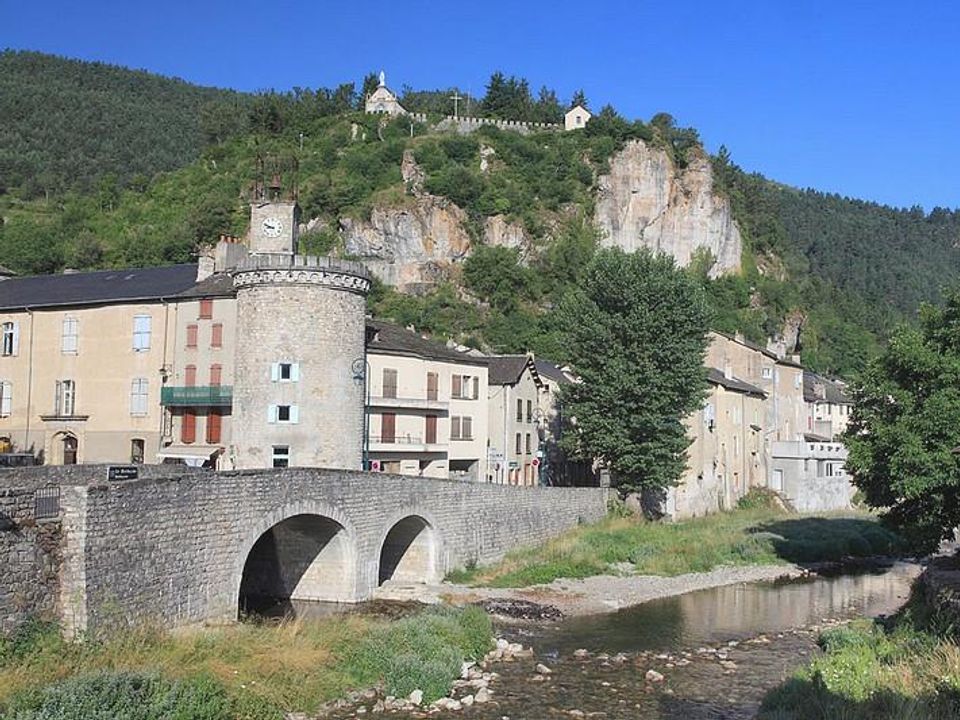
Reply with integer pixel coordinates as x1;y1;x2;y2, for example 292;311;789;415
447;492;903;588
0;607;491;720
759;589;960;719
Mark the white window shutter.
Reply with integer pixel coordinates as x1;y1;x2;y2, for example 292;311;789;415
1;382;10;416
289;405;299;424
270;363;279;382
11;323;19;356
267;404;277;423
291;363;300;382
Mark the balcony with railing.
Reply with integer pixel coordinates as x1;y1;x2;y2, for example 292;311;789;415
160;385;233;407
368;394;449;412
368;434;447;453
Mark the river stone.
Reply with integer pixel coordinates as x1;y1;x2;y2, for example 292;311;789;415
461;695;475;706
475;687;492;703
645;669;665;683
408;689;423;706
535;663;553;675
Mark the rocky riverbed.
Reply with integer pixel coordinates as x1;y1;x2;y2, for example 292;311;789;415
320;562;920;720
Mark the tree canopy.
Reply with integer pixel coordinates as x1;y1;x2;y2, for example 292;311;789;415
555;248;711;497
844;288;960;552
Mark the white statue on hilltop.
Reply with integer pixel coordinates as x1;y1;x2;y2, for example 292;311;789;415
378;70;386;88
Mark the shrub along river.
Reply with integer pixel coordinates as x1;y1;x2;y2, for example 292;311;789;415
325;561;920;719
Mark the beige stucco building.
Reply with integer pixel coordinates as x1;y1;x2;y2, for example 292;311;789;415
564;104;592;131
486;355;544;485
0;266;195;466
366;321;488;481
803;370;852;441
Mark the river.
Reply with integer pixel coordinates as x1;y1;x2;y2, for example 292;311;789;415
324;561;919;719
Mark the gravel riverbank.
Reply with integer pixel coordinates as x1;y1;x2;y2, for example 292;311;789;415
377;563;812;617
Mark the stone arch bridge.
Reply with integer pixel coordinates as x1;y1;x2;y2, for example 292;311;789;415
55;468;607;638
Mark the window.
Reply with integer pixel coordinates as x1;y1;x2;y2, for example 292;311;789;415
0;380;10;417
271;362;300;382
380;412;396;443
206;411;222;444
211;323;223;348
426;372;438;401
382;368;398;398
130;439;145;464
209;364;222;386
272;445;289;468
55;380;76;416
267;404;299;424
184;365;197;387
61;317;78;354
1;322;18;356
425;415;438;444
515;433;522;454
452;374;477;399
525;433;532;454
199;299;213;319
133;315;151;351
129;378;148;416
186;324;198;349
451;415;473;440
181;411;196;444
526;400;532;423
761;366;773;379
516;399;523;422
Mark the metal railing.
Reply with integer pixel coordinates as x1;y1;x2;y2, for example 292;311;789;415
160;386;233;407
34;486;60;520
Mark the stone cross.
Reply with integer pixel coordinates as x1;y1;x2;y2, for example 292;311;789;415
449;91;463;119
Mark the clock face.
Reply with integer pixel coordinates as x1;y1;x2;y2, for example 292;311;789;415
262;217;283;238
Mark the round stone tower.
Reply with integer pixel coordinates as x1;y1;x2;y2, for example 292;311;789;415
231;254;371;470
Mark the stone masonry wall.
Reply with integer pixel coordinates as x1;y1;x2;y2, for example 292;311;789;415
0;465;209;635
0;486;62;634
59;468;609;637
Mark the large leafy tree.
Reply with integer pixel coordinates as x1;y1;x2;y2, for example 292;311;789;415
556;248;710;496
845;289;960;552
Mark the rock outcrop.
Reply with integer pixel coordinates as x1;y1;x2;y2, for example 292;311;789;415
341;196;472;289
595;140;742;276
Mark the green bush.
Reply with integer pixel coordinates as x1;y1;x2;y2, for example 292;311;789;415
0;619;62;666
343;607;491;703
3;671;236;720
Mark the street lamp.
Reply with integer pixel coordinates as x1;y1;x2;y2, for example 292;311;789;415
351;357;370;470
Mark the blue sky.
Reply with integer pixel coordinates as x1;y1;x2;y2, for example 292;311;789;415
4;0;958;210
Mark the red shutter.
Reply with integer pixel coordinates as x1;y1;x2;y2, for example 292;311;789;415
425;415;437;444
181;412;196;444
211;323;223;348
199;299;213;319
186;324;198;348
381;413;396;443
185;365;197;387
209;364;222;386
206;411;222;444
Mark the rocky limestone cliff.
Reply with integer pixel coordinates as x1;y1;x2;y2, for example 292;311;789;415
595;141;742;276
341;196;472;289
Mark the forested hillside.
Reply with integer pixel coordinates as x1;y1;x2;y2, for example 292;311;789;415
0;52;958;377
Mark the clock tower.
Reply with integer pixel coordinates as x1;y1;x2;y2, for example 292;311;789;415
247;156;300;256
249;199;299;256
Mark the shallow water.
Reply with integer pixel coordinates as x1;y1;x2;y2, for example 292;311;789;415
322;562;919;720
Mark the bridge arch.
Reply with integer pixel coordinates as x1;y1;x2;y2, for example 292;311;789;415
376;511;441;586
234;501;358;615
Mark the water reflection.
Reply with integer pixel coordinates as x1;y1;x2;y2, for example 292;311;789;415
529;562;918;655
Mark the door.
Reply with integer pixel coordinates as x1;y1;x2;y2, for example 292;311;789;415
62;436;78;465
425;415;437;445
381;413;396;443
